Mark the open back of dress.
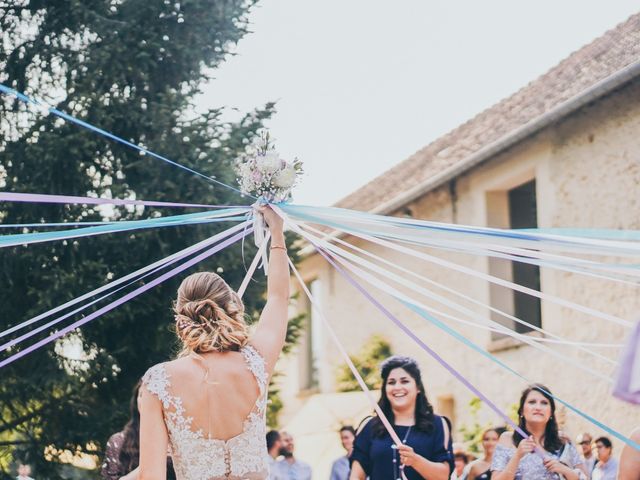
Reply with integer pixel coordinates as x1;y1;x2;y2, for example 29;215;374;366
142;345;269;480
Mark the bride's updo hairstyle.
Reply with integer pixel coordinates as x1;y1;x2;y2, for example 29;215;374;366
174;272;249;356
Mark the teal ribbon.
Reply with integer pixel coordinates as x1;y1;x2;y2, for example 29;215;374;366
0;207;248;247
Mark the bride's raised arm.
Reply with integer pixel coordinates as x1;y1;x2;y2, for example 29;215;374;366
251;205;290;374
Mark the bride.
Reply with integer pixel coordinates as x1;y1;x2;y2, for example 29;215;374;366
138;206;289;480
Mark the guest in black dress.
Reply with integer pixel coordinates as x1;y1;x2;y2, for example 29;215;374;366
468;427;502;480
350;356;453;480
101;380;175;480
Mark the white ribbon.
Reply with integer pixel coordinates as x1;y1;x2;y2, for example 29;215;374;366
251;203;270;275
237;230;270;299
295;220;634;329
298;222;623;349
289;218;616;383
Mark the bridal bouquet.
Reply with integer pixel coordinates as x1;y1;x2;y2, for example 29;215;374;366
235;131;303;202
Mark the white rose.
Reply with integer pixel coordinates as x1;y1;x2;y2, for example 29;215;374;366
273;164;297;188
256;151;281;174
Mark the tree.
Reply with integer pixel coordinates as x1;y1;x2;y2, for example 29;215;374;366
335;335;393;392
0;1;296;477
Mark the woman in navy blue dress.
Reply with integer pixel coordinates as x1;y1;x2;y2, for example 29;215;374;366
350;356;453;480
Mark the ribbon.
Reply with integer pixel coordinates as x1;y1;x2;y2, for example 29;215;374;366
296;223;619;374
400;302;640;452
0;83;250;198
0;224;253;369
0;192;243;209
280;211;640;451
288;259;404;446
285;208;634;329
0;217;248;230
237;230;270;299
251;205;270;275
0;222;250;351
0;207;248;248
297;222;622;350
0;222;250;340
284;206;640;276
283;205;640;253
295;220;615;378
613;321;640;404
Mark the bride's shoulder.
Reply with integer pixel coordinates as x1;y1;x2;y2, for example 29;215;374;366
141;361;169;386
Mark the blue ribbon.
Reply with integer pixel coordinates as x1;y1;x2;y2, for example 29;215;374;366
282;206;640;274
0;83;250;198
284;204;640;244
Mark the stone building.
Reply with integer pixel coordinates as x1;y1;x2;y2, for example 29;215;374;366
275;12;640;477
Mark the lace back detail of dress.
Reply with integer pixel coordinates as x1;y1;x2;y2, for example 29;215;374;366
142;345;269;480
141;345;270;480
240;344;268;416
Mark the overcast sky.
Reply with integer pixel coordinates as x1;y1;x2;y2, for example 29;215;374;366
198;1;639;207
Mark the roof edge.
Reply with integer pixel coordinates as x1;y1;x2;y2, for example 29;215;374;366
369;58;640;216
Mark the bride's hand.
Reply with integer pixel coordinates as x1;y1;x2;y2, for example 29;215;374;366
257;205;284;234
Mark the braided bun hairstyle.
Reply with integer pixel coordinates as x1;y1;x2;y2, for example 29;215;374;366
174;272;248;356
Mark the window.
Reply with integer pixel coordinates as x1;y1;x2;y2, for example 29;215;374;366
487;179;541;340
508;180;541;333
299;279;322;391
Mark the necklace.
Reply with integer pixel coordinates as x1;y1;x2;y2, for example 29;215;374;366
392;425;412;480
190;352;220;385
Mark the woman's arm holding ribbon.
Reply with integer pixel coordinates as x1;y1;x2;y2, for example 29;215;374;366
397;445;450;480
250;205;290;374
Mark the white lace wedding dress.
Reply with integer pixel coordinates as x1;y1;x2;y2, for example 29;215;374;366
142;345;270;480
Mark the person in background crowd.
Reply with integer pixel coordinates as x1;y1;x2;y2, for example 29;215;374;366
350;355;453;480
618;427;640;480
267;430;284;480
592;436;618;480
330;426;356;480
576;433;596;478
101;380;175;480
491;384;583;480
468;428;501;480
16;464;34;480
274;431;312;480
451;447;470;480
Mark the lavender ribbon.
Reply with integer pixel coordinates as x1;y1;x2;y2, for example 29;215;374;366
0;226;252;369
0;192;240;209
613;320;640;404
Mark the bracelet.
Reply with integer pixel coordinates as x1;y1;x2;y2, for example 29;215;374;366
270;245;287;251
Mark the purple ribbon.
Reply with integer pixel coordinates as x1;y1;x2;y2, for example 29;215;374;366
0;192;242;209
613;320;640;404
312;244;533;442
0;226;252;369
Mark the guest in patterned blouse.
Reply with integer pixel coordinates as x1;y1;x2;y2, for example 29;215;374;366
491;384;584;480
101;380;175;480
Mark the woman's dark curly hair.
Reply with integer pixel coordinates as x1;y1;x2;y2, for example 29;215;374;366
513;384;563;453
372;356;435;437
